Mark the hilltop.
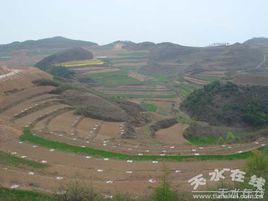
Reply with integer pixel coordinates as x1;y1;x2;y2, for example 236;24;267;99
0;36;97;53
243;37;268;48
0;36;267;71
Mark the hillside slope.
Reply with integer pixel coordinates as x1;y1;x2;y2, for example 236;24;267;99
35;47;94;68
147;43;264;72
0;36;97;53
181;81;268;128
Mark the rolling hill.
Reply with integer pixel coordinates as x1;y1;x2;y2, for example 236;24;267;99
0;36;97;53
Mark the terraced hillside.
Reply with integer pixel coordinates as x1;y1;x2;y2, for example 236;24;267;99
0;37;268;199
0;66;267;198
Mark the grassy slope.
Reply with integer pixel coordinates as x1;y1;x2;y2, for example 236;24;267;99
0;151;47;169
89;69;142;87
20;128;268;162
0;187;55;201
141;102;157;112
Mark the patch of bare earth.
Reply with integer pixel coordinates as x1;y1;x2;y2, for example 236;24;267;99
155;123;189;145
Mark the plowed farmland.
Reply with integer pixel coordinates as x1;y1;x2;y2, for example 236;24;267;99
0;66;267;197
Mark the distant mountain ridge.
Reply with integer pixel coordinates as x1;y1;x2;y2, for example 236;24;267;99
0;36;97;52
1;36;267;52
1;36;267;72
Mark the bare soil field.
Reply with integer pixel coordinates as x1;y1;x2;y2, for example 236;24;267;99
0;123;247;194
232;73;268;85
183;76;208;85
74;67;120;75
113;61;147;68
128;72;152;81
0;65;11;75
0;50;44;67
200;70;227;77
155;123;189;145
14;104;69;127
94;122;122;141
1;94;58;118
0;68;51;94
47;110;78;133
0;86;55;112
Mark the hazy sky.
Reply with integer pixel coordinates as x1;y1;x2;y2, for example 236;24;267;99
1;0;268;46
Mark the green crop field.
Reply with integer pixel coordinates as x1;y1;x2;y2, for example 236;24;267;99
0;187;55;201
177;82;199;97
89;69;142;87
117;51;148;58
195;74;222;82
57;59;105;67
141;102;158;112
0;150;47;169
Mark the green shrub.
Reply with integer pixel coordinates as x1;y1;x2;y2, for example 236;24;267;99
32;79;59;87
217;136;225;145
57;181;100;201
246;150;268;176
140;102;157;112
226;131;236;143
151;180;177;201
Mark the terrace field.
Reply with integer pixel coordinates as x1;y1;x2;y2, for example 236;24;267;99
1;37;268;199
57;58;105;68
89;69;143;87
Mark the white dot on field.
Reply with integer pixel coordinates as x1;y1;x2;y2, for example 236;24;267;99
148;179;156;184
10;184;19;189
56;176;63;180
